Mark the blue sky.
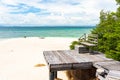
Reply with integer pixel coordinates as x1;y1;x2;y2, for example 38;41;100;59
0;0;117;26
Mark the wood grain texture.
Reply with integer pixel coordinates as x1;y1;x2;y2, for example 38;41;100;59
94;61;120;71
43;50;113;71
80;42;96;46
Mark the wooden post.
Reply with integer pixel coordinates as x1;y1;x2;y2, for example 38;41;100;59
49;71;57;80
84;33;86;41
54;71;57;79
89;47;92;53
49;71;54;80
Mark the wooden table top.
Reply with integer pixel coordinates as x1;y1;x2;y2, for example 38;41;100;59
43;50;113;71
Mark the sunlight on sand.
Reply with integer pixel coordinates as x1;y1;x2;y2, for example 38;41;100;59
0;37;77;80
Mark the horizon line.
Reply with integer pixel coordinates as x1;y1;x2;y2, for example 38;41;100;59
0;25;96;27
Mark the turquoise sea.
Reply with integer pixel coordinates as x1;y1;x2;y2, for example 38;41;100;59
0;26;95;39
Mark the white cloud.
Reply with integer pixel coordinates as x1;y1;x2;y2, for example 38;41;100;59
0;0;117;26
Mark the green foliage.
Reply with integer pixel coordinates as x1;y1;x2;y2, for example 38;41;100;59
69;41;79;50
116;0;120;5
91;1;120;61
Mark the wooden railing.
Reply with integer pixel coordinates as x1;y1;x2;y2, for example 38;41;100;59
78;33;87;41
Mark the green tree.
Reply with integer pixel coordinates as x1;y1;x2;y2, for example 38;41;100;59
116;0;120;4
92;0;120;61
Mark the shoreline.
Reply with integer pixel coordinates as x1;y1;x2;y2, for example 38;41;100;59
0;36;78;40
0;37;77;80
0;37;78;45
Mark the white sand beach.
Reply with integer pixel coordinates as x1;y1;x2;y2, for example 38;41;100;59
0;37;77;80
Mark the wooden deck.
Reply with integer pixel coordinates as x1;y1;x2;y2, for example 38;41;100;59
94;61;120;79
43;50;118;80
94;61;120;71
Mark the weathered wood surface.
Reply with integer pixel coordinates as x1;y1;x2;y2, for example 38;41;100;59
94;61;120;71
75;45;89;53
80;34;98;47
80;42;96;47
43;50;113;71
94;60;120;79
106;70;120;79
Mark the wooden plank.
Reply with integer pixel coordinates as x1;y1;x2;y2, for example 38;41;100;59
50;64;72;71
77;53;108;62
90;55;120;79
106;70;120;79
60;50;86;63
51;51;67;63
56;50;112;69
56;50;77;63
46;51;73;71
44;50;94;71
61;50;93;69
81;42;96;46
53;50;92;70
63;50;91;62
44;51;72;71
95;54;113;61
89;54;111;62
44;50;114;72
72;62;93;69
43;51;63;64
94;61;120;71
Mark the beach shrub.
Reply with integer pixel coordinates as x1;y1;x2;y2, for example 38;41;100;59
70;41;79;50
91;0;120;61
